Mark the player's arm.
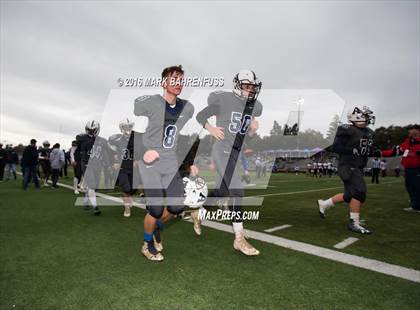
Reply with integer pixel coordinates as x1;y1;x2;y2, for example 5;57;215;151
99;138;113;168
133;131;146;167
107;135;121;170
381;138;408;157
331;126;355;155
177;101;195;129
196;104;224;140
133;95;151;117
133;96;158;163
69;146;76;164
367;131;382;157
38;150;45;160
59;150;65;166
248;101;263;137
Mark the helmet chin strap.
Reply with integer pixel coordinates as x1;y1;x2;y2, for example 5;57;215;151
353;121;367;127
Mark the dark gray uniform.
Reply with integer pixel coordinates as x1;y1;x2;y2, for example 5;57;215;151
76;134;111;190
332;124;377;203
134;94;194;218
196;91;263;221
108;132;143;194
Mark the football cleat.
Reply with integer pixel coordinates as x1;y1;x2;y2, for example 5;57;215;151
317;200;326;219
217;198;230;211
93;207;101;216
153;236;163;252
180;211;191;220
403;207;420;213
233;232;260;256
123;206;131;217
79;182;87;193
141;242;164;262
348;220;371;234
153;228;163;252
74;189;80;195
190;209;202;235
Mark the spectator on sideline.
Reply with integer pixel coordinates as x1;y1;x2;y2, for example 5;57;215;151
380;159;387;177
21;139;40;190
382;124;420;212
0;143;6;182
49;143;65;188
5;144;18;181
371;157;381;184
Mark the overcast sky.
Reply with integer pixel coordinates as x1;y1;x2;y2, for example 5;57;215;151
1;0;419;148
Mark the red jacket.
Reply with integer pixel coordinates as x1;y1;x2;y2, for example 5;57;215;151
381;137;420;168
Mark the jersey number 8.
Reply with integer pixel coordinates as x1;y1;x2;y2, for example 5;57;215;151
163;125;177;149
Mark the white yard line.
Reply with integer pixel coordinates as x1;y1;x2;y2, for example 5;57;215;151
247;180;401;198
334;237;359;249
24;175;419;284
201;221;420;284
264;224;292;233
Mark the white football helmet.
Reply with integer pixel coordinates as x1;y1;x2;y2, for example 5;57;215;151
42;140;50;147
347;106;375;125
119;118;135;137
183;176;208;209
85;120;100;136
233;69;262;100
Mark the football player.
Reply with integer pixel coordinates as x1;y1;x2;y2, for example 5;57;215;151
108;118;139;217
134;65;197;262
196;69;263;256
317;107;380;234
76;120;111;215
38;140;51;186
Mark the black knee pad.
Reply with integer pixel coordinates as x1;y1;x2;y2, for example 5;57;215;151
352;191;366;203
343;192;352;203
147;206;164;219
167;205;184;216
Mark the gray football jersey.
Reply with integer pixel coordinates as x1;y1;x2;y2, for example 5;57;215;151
134;94;194;157
333;124;375;168
208;91;263;149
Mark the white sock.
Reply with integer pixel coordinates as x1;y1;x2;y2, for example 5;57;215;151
232;222;244;238
73;178;78;190
350;212;360;225
321;198;334;209
88;189;97;207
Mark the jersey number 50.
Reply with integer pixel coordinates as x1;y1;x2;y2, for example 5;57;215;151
229;112;252;134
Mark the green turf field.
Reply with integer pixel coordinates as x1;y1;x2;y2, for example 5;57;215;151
1;173;419;309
